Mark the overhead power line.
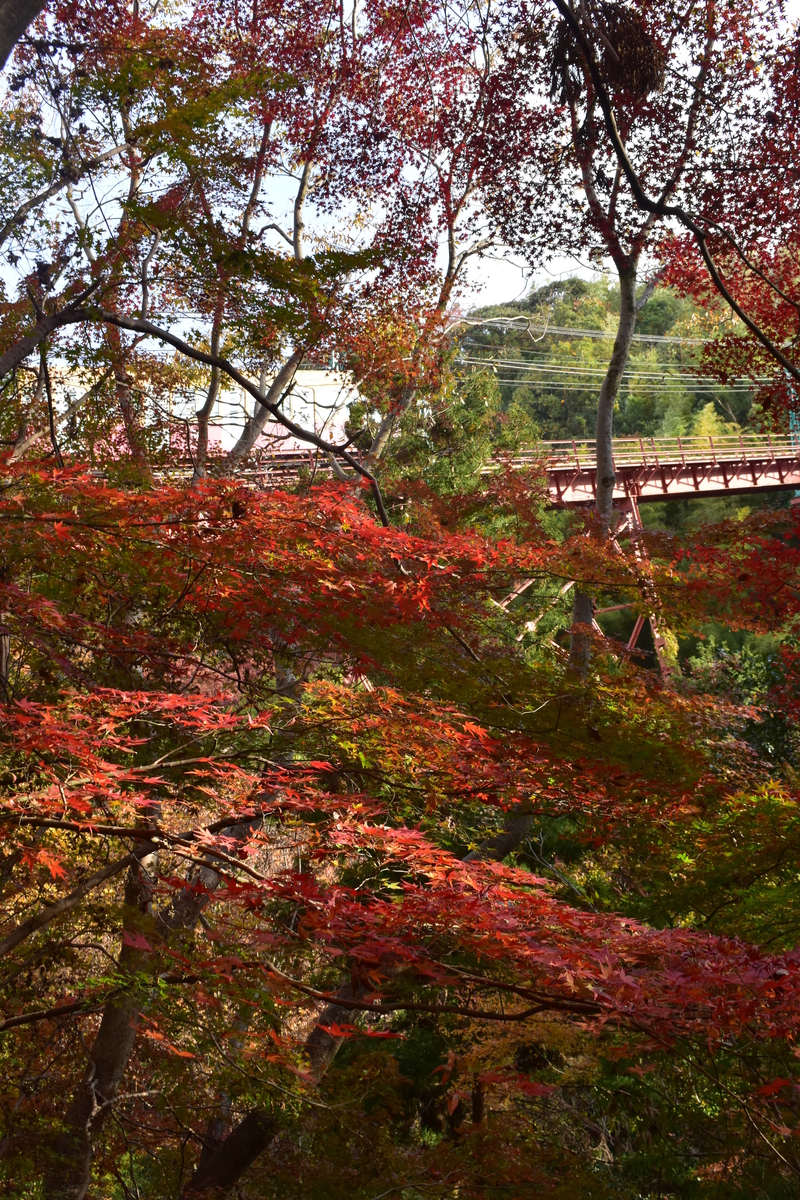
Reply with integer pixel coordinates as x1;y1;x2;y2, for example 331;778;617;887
489;377;756;393
461;317;714;345
455;356;765;387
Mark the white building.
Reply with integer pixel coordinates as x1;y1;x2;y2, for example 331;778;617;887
203;368;356;453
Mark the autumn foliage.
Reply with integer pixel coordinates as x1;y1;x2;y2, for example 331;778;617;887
0;459;793;1196
3;0;800;1197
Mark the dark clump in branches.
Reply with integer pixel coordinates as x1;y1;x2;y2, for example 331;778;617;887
549;2;666;103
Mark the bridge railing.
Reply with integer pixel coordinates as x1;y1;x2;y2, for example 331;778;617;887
149;432;800;487
513;434;800;470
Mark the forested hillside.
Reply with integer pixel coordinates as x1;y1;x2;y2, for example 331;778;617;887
465;278;757;443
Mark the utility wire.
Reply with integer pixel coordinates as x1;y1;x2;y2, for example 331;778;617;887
461;318;713;345
486;377;756;393
455;356;765;386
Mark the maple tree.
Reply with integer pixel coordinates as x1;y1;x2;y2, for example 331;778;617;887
546;0;800;423
480;0;783;667
0;434;798;1197
0;0;395;481
2;0;800;1198
0;0;537;501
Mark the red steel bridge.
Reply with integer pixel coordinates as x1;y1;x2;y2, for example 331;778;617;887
226;432;800;507
513;433;800;507
496;433;800;677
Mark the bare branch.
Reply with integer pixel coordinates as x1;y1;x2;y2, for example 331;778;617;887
0;998;112;1033
93;308;391;525
0;145;132;251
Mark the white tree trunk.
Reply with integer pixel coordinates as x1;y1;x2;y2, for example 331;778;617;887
224;351;303;473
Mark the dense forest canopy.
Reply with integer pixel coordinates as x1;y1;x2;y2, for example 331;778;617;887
3;1;800;1198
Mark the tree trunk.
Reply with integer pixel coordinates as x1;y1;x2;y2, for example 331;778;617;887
305;981;361;1081
193;296;226;483
181;1110;278;1200
193;365;221;482
368;384;414;461
103;324;150;473
462;804;536;863
0;0;47;71
42;819;261;1199
179;796;542;1197
43;846;159;1200
568;589;595;678
595;265;637;529
224;351;303;473
0;632;10;692
217;147;307;476
569;261;638;672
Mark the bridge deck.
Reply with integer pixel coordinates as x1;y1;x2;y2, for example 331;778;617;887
521;434;800;505
159;433;800;505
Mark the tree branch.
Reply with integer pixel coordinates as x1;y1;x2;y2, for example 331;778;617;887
548;0;800;386
93;308;390;524
0;144;132;251
0;853;135;960
0;288;99;381
0;998;112;1033
8;366;116;461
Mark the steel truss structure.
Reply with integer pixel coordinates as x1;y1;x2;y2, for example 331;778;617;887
490;434;800;679
514;434;800;507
